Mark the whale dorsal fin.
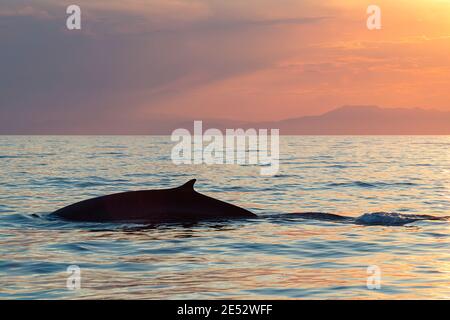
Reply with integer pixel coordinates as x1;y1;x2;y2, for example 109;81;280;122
178;179;196;191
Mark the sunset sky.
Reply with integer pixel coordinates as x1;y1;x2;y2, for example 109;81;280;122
1;0;450;133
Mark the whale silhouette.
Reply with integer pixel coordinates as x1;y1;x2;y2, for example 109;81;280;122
52;179;256;223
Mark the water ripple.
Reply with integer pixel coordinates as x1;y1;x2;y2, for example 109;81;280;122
0;136;449;299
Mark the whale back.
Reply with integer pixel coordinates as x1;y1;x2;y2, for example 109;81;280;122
52;179;255;222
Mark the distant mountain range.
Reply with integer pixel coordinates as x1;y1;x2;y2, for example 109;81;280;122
264;105;450;135
2;105;450;134
164;105;450;135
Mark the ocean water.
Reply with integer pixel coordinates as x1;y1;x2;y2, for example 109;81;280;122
0;136;449;299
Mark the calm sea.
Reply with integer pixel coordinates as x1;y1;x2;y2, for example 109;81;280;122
0;136;449;299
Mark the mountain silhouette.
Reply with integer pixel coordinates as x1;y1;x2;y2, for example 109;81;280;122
175;106;450;135
3;105;449;134
267;105;450;134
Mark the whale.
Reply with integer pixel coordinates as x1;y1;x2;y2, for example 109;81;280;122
52;179;256;223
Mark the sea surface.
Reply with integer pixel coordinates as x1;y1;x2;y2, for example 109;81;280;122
0;136;449;299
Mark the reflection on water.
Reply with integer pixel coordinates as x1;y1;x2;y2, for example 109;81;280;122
0;136;449;299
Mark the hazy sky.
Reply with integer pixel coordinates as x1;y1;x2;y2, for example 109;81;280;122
1;0;450;132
